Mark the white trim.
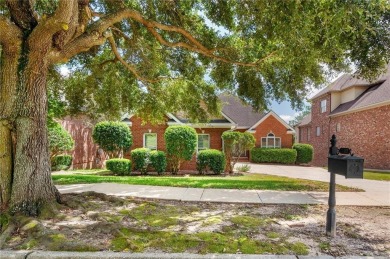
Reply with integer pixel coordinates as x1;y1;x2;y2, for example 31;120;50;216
167;122;235;128
247;111;296;133
197;133;210;152
143;133;157;150
220;111;237;125
166;113;182;124
121;113;133;126
329;100;390;118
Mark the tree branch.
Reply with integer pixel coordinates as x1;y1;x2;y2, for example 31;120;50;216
5;0;38;31
107;36;166;84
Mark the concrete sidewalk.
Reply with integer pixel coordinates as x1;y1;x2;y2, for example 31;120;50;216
57;165;390;206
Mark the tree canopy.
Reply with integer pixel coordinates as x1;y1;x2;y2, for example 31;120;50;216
0;0;389;215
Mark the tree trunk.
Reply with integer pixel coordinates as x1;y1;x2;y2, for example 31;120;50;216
9;50;58;216
0;121;12;211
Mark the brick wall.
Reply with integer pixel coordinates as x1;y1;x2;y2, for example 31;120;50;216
309;94;332;167
328;105;390;170
299;95;390;170
61;116;101;169
252;115;293;148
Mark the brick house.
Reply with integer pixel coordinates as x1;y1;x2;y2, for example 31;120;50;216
63;94;295;170
297;65;390;170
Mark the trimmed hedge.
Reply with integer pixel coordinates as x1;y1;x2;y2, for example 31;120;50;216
131;148;150;174
51;155;72;171
164;126;197;174
250;148;297;164
106;158;132;175
293;143;314;164
150;151;167;175
197;149;226;175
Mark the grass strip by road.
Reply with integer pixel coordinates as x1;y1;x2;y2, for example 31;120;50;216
363;171;390;181
52;173;362;192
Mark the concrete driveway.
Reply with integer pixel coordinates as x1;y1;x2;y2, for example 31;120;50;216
237;163;390;206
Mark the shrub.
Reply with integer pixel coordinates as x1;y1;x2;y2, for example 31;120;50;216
131;148;150;174
236;164;251;173
164;126;197;174
222;131;255;173
48;122;74;158
293;143;314;164
92;121;133;158
150;151;167;175
51;155;72;171
197;149;226;174
106;159;132;175
250;148;297;164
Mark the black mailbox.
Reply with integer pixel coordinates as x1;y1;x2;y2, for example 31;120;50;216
328;155;364;179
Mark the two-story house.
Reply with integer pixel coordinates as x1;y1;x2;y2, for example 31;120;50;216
297;65;390;170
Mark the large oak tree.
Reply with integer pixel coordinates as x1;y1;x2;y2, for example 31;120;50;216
0;0;389;215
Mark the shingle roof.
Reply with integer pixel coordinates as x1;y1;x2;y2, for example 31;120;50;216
311;64;390;100
298;113;312;126
330;80;390;115
219;94;267;128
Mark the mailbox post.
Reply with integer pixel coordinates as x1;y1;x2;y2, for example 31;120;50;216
326;135;364;237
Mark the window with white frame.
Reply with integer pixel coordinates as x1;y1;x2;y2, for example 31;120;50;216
316;126;321;136
261;132;281;148
336;123;341;132
144;133;157;150
198;134;210;151
321;99;327;113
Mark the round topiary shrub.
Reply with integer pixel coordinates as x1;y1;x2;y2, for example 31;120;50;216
131;148;150;174
51;155;73;171
293;143;314;164
48;122;74;158
197;149;226;174
106;158;132;175
164;126;197;174
92;121;133;158
150;150;167;175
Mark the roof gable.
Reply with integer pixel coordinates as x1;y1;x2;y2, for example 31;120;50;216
248;111;295;133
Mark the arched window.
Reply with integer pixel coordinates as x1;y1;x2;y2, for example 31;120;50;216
261;132;281;148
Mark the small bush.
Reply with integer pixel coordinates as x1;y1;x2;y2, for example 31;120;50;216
131;148;150;174
250;148;297;164
150;151;167;175
293;143;314;164
236;164;251;173
51;155;72;171
106;159;132;175
197;149;226;174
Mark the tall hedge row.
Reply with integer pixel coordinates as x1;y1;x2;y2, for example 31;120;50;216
251;148;297;164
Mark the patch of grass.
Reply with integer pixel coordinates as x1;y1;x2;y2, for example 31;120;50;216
111;228;310;255
52;172;361;192
120;202;180;228
319;241;330;252
230;215;267;228
266;232;280;239
364;171;390;181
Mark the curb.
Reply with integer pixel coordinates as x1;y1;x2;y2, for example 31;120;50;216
0;251;388;259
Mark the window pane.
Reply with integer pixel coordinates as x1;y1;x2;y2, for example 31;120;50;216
275;138;281;148
145;134;157;150
261;138;266;147
268;138;275;147
198;135;210;150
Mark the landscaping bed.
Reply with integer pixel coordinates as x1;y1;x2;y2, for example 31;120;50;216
51;172;362;192
1;192;388;256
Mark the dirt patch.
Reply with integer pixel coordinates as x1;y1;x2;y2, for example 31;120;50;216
2;192;389;256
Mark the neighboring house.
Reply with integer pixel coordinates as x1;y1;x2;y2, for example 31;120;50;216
297;64;390;170
63;94;295;170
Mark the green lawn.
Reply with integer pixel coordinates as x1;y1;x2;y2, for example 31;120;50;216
364;171;390;181
52;172;362;192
